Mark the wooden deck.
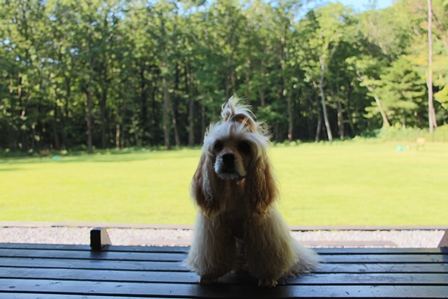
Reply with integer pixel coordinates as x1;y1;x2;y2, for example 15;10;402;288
1;238;448;298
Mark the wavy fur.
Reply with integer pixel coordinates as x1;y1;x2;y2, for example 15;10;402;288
186;96;319;287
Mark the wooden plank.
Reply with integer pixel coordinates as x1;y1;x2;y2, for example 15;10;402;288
0;267;198;283
1;243;448;298
2;257;448;273
1;243;447;255
0;295;168;299
0;248;186;262
290;273;448;285
0;257;185;271
317;263;448;274
1;267;448;286
97;246;447;255
218;273;448;288
316;247;448;255
2;248;446;264
322;254;448;263
0;243;92;251
0;243;189;253
247;273;448;286
1;279;448;298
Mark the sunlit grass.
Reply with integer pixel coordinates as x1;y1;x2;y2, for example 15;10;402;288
273;142;448;226
1;142;447;226
0;150;199;224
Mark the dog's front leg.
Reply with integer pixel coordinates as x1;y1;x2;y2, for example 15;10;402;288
186;213;237;283
243;209;297;287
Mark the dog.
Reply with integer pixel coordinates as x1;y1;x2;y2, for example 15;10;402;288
186;97;319;287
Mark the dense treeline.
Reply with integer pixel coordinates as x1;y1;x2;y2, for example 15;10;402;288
1;0;447;152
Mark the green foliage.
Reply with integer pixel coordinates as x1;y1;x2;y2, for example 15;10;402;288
0;0;447;152
435;85;448;109
376;57;427;127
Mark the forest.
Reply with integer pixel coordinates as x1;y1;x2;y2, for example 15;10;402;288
1;0;447;152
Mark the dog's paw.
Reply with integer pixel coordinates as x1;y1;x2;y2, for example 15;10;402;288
258;278;278;288
199;276;218;285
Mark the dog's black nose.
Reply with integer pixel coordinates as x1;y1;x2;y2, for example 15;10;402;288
222;153;236;167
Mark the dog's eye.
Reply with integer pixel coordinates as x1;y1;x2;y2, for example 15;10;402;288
214;140;224;152
238;141;251;155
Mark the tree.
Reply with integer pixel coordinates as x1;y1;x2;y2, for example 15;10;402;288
400;0;446;130
1;0;447;152
427;0;437;132
346;55;391;128
298;3;351;142
376;57;426;128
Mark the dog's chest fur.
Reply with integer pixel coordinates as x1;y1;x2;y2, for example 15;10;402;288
219;180;251;239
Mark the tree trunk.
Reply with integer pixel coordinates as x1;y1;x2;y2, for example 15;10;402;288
17;73;26;151
318;59;333;143
31;123;36;151
306;95;314;139
332;85;344;140
245;24;252;99
201;104;206;141
336;97;344;140
162;73;171;150
225;9;236;99
259;67;266;107
85;33;94;153
185;61;195;146
315;111;322;143
140;61;148;145
345;85;356;136
160;12;171;150
357;71;390;128
188;99;195;146
334;76;344;140
172;65;180;147
226;54;235;99
85;88;93;153
171;106;180;147
150;81;158;145
373;95;390;127
53;101;60;150
279;19;292;141
115;123;120;149
100;87;108;148
287;91;293;141
427;0;437;133
61;75;71;150
8;78;17;150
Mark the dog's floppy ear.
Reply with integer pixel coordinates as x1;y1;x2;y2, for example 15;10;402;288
191;150;221;217
245;154;278;215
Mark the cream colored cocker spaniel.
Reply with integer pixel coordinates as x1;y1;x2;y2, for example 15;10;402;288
186;97;319;287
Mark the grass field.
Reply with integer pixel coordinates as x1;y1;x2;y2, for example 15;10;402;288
1;141;447;226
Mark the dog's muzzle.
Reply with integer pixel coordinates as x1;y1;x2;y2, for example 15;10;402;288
222;153;236;170
215;152;245;180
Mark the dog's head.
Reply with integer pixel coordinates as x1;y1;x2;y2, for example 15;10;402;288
192;97;278;217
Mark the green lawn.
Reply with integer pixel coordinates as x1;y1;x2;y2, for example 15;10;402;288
1;142;447;226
